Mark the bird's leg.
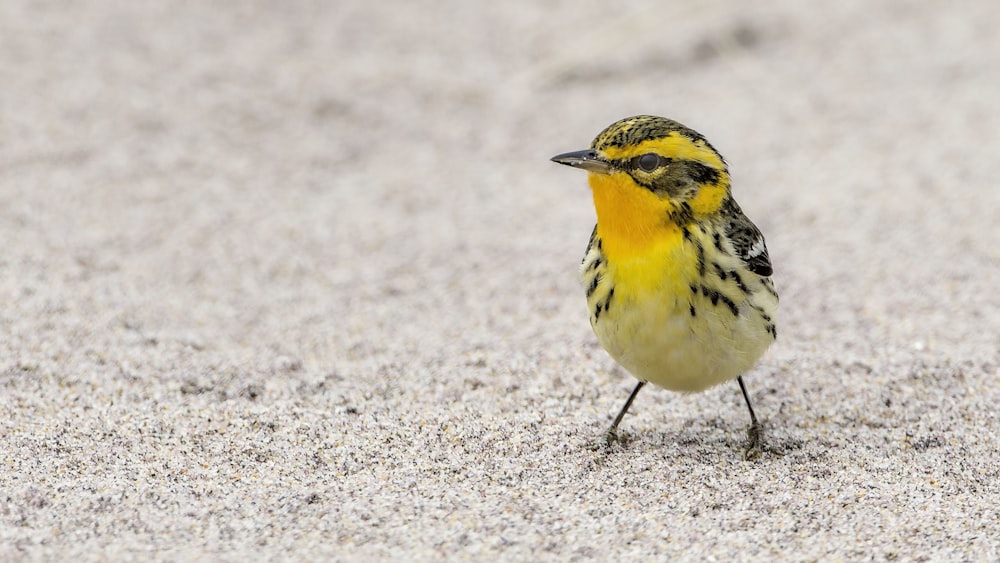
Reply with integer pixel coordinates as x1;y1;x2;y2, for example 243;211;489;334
603;381;646;446
737;375;763;460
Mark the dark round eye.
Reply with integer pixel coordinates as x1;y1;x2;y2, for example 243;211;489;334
636;153;660;172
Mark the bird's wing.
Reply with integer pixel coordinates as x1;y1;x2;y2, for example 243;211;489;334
722;199;773;277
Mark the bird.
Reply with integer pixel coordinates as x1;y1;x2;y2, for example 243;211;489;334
550;115;778;459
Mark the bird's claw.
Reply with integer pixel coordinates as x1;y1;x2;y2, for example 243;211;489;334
743;422;763;460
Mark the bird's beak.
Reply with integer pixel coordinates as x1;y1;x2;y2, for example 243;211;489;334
550;149;611;174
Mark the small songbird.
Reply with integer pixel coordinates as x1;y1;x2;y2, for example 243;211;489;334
551;115;778;459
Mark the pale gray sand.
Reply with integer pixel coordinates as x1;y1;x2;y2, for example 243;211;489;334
1;1;998;560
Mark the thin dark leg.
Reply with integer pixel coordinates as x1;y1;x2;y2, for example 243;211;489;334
737;375;763;460
604;381;646;445
737;375;759;426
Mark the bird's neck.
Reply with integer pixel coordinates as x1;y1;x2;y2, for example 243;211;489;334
589;172;681;261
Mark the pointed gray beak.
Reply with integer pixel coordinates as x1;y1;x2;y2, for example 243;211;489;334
550;149;611;174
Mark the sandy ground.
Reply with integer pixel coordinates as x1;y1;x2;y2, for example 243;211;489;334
1;0;998;560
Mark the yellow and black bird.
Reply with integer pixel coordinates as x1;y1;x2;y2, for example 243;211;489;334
551;115;778;459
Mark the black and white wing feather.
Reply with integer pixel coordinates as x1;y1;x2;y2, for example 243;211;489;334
721;199;773;277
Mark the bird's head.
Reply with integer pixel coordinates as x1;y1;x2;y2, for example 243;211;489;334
551;115;731;225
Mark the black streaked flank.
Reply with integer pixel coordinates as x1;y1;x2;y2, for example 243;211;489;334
720;293;739;316
701;285;739;316
604;287;614;312
713;263;728;281
749;303;770;320
731;270;749;293
587;274;600;298
762;279;779;299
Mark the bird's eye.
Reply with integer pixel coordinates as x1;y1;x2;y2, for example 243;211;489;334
636;153;660;172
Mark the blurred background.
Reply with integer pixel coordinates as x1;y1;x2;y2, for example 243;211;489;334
3;1;995;374
1;0;997;558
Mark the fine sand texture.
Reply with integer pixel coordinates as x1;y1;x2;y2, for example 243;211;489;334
1;1;998;560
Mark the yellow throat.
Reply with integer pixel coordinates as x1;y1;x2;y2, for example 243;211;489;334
588;171;677;261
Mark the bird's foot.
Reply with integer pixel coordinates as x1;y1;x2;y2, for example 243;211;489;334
743;421;764;460
588;427;623;451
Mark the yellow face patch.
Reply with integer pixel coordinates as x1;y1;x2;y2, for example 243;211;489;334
687;170;730;215
597;132;731;217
